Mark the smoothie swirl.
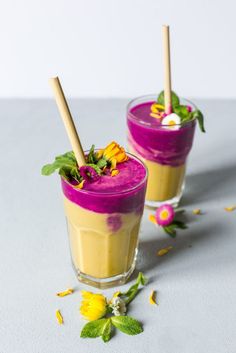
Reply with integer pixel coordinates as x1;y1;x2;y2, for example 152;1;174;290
61;155;147;214
128;101;196;166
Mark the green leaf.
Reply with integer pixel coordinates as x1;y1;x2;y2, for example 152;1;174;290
101;319;112;342
41;151;80;181
85;163;102;175
192;109;205;133
172;220;188;229
80;318;110;339
173;105;190;121
97;158;107;169
111;316;143;336
163;226;176;238
87;144;97;164
121;272;147;305
157;90;180;107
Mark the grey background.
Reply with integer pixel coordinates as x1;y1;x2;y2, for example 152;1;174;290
0;99;236;353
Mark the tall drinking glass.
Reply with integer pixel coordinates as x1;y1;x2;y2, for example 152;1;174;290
61;152;147;289
127;95;196;207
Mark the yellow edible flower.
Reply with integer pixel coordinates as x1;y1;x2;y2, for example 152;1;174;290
157;246;173;256
224;206;236;212
80;291;107;321
56;288;74;297
97;141;128;170
149;290;157;305
56;309;63;325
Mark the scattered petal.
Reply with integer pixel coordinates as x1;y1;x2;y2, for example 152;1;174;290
224;206;236;212
157;246;173;256
150;112;162;119
75;180;85;189
149;214;157;224
56;288;74;297
56;309;64;325
193;208;201;215
111;169;119;177
149;290;157;305
113;291;121;298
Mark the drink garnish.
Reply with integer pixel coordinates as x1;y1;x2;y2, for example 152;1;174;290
149;90;205;132
41;141;129;188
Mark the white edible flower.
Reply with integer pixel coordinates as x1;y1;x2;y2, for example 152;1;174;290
162;113;181;130
110;297;127;316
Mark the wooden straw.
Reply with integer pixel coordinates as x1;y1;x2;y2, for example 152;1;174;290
49;77;86;167
162;25;172;114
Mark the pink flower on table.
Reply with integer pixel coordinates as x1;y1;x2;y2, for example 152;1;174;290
155;204;175;226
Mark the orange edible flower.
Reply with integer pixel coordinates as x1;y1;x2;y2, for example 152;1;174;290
97;141;128;170
74;180;85;189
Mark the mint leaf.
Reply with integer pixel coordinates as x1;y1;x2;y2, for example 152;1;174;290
80;318;110;339
192;109;205;133
173;105;190;121
87;144;97;164
157;90;180;107
101;318;112;342
85;163;102;175
97;158;107;169
41;151;81;182
122;272;147;305
111;316;143;336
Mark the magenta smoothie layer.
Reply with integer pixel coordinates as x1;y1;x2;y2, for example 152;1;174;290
127;101;196;166
61;156;147;214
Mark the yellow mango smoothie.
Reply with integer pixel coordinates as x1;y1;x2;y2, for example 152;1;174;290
42;142;147;288
127;94;199;207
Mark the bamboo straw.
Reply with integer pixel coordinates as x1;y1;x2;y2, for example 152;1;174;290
162;25;172;114
49;77;86;167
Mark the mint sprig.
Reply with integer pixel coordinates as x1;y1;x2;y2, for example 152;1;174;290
41;151;81;182
80;272;147;343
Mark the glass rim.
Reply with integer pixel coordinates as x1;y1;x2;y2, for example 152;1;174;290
127;94;197;129
61;151;148;196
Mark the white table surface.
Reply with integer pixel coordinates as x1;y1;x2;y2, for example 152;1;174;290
1;98;236;353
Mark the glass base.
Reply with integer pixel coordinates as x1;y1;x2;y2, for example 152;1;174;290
145;184;184;209
72;251;137;289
